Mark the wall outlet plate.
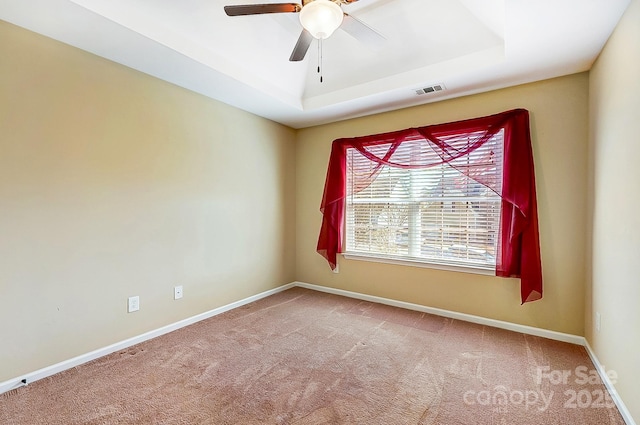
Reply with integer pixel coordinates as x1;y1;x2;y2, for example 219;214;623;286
128;296;140;313
174;285;183;300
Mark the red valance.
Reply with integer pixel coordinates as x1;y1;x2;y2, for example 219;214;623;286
317;109;542;304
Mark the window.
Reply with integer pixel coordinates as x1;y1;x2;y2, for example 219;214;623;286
345;131;503;271
317;109;543;303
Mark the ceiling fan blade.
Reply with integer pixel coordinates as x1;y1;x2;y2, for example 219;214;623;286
289;29;313;61
224;3;301;16
341;13;386;48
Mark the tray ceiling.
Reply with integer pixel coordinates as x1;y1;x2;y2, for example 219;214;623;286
0;0;631;128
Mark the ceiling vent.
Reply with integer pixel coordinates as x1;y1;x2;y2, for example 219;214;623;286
414;83;445;96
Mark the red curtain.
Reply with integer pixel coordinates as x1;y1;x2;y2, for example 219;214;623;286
317;109;542;304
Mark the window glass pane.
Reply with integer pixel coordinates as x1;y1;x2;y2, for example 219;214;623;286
345;131;503;270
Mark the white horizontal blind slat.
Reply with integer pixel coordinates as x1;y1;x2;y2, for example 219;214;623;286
345;131;503;270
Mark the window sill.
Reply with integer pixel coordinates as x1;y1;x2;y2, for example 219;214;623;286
341;253;496;276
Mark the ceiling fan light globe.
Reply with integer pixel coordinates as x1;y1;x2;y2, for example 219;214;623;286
299;0;344;39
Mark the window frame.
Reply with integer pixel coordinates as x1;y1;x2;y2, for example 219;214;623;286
342;131;504;274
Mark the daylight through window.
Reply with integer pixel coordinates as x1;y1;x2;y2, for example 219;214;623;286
345;131;504;270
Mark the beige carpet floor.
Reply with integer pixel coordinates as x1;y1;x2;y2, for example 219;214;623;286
0;287;626;424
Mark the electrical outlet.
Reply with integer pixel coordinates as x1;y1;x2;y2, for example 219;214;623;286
174;285;183;300
128;296;140;313
595;312;601;332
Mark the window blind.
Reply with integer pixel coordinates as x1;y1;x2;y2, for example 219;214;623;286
345;131;504;270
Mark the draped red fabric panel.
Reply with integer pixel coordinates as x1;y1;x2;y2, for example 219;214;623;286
317;109;543;304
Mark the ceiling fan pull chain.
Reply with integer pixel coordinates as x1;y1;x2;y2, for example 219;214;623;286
319;38;323;83
317;37;321;74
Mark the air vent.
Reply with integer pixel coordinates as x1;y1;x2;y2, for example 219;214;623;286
415;83;445;96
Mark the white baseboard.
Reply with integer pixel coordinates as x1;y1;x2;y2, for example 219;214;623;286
294;281;584;344
0;282;296;395
583;341;637;425
2;280;635;425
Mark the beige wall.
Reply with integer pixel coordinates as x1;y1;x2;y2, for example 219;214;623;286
296;74;590;335
0;21;296;382
588;0;640;422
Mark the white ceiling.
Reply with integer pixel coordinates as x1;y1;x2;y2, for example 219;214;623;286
0;0;631;128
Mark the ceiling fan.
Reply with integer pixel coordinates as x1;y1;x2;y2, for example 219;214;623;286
223;0;385;62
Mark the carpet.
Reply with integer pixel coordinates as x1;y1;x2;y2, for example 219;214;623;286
0;287;626;424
